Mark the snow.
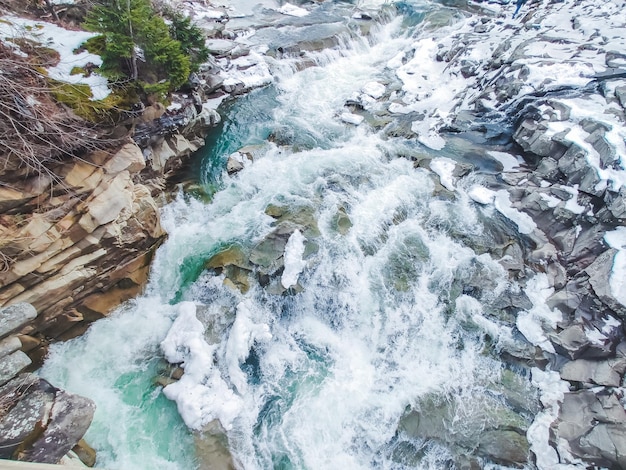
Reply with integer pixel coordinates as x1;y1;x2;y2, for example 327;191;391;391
361;81;386;99
340;113;364;126
161;302;244;431
219;51;272;90
516;274;561;353
430;157;457;191
528;368;571;470
604;227;626;307
494;190;537;234
539;193;560;208
560;185;586;215
487;151;522;172
584;328;608;346
278;3;309;17
0;16;109;100
601;315;622;334
468;185;496;205
281;230;307;288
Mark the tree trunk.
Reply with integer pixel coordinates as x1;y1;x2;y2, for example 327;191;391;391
127;0;138;80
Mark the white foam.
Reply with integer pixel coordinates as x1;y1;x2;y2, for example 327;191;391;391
225;301;272;393
161;302;245;431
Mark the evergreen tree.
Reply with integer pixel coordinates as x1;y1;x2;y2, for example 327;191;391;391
85;0;191;95
167;13;209;73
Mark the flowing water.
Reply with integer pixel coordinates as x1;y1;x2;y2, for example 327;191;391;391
41;2;541;469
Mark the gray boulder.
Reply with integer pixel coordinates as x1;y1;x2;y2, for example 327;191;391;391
0;350;31;386
586;249;626;319
0;374;95;464
559;357;626;387
0;303;37;339
554;390;626;469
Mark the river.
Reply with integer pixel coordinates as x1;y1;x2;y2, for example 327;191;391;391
40;1;546;468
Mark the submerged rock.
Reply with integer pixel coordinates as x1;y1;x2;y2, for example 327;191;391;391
398;388;531;467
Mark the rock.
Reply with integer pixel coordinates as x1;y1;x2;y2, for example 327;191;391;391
0;374;94;464
331;208;352;235
477;430;529;466
104;142;146;174
0;336;21;358
78;172;134;234
226;151;253;175
398;392;530;466
0;375;55;459
559;357;626;386
606;186;626;220
557;144;603;196
0;303;37;339
140;103;166;122
546;277;588;314
586;249;626;319
0;350;32;386
554;390;626;468
195;420;236;470
17;389;95;464
567;223;611;272
249;231;288;272
535;157;560;181
550;324;591;360
616;85;626;108
513;119;566;158
72;439;96;467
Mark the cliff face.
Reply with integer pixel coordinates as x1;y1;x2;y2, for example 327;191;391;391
0;140;164;362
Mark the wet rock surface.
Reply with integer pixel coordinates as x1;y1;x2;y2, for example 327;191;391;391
1;304;95;465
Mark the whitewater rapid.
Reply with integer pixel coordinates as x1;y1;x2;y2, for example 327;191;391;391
40;4;554;469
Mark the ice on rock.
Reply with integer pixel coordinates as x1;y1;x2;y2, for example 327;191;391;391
430;157;457;191
281;230;307;288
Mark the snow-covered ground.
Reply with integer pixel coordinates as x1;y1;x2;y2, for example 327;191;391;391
0;15;110;100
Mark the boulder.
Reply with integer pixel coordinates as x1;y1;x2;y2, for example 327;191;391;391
398;391;530;467
195;420;236;470
20;390;95;463
0;336;21;358
586;249;626;318
559;357;626;387
0;374;95;464
0;350;31;386
104;142;146;174
554;390;626;468
606;186;626;220
0;303;37;339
